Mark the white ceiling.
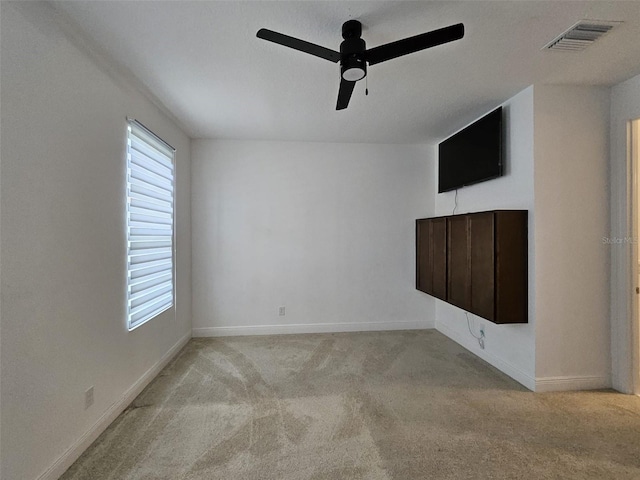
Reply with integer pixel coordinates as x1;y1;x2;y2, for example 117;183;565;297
52;1;640;143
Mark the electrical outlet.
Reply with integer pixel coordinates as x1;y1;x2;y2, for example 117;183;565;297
85;386;94;409
278;306;286;316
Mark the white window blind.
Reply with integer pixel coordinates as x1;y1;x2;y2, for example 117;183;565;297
126;120;175;330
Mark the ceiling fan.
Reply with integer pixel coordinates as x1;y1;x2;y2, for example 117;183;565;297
257;20;464;110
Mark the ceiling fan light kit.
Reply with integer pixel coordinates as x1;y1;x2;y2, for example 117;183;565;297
341;60;366;82
257;19;464;110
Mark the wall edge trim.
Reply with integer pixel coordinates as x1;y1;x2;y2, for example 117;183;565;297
435;320;536;391
36;331;191;480
534;375;611;392
192;320;433;337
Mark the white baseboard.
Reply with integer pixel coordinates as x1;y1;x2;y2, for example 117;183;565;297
37;331;191;480
192;320;432;337
435;320;536;391
534;375;610;393
436;321;612;393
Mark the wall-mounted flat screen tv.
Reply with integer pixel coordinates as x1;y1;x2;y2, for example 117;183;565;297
438;107;503;193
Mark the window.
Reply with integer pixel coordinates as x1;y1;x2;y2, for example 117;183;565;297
126;120;175;330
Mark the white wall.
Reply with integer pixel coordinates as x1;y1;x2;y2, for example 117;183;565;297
0;3;191;480
191;140;434;336
610;73;640;393
533;86;611;390
433;85;612;392
434;87;537;389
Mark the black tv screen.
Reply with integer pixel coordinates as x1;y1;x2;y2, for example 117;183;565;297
438;107;503;193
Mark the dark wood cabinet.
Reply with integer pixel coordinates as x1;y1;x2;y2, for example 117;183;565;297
416;217;447;300
416;210;527;324
469;212;495;321
493;211;528;324
447;215;470;309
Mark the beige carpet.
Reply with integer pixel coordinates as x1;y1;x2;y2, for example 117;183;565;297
61;330;640;480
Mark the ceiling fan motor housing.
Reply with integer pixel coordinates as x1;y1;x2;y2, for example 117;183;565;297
340;20;366;81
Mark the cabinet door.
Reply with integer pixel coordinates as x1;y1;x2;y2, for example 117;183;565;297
447;215;470;310
416;218;447;299
494;211;528;323
416;219;432;294
431;218;447;300
470;212;495;321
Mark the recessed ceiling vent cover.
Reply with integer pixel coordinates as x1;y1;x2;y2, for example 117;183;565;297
544;20;621;52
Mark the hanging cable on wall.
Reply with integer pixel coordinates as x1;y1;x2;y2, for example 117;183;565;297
466;312;485;349
453;189;459;215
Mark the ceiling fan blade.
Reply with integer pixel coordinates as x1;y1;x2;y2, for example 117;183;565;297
366;23;464;66
257;28;341;63
336;78;356;110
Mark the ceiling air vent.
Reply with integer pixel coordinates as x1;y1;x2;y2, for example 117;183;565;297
544;20;621;52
